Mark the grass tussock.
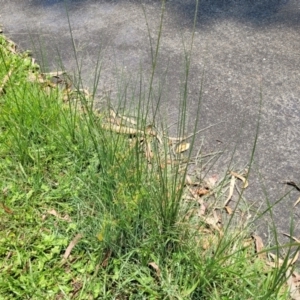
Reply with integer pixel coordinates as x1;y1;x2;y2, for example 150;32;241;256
0;4;298;299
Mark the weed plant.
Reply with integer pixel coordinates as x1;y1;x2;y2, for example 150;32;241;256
0;1;297;299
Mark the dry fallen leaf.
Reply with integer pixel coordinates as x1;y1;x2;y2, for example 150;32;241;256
101;123;144;135
175;142;190;153
168;136;184;142
230;171;249;188
63;234;83;260
252;235;266;259
243;238;253;249
149;262;161;277
0;69;13;95
224;206;233;215
145;125;157;137
7;40;17;53
185;175;193;185
187;186;199;199
155;132;163;144
42;71;66;77
197;198;206;216
110;109;138;127
196;188;210;196
145;140;154;160
294;196;300;207
101;249;112;267
283;233;300;244
108;109;121;125
0;203;13;214
205;175;218;188
289;251;300;265
267;252;284;268
203;216;218;228
47;209;71;222
122;115;137;126
160;159;182;169
201;235;218;250
224;176;236;207
27;72;45;84
203;211;222;233
286;269;300;300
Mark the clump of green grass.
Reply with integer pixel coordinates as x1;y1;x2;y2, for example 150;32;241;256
0;31;193;298
0;1;297;298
